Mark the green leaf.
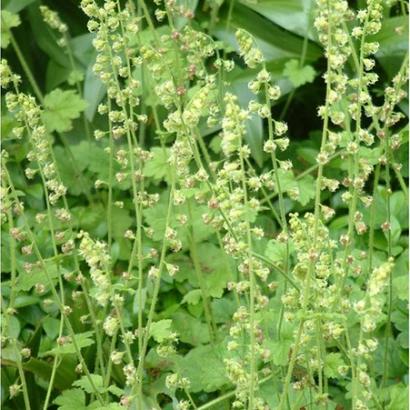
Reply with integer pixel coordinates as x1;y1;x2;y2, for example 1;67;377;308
177;344;230;392
172;310;210;346
3;0;36;13
324;353;345;379
27;5;69;67
110;207;133;241
84;62;106;121
182;289;202;305
391;309;408;349
1;10;20;48
239;0;315;39
196;242;232;298
42;331;95;356
16;260;61;292
150;319;173;343
211;298;237;324
43;316;61;340
1;356;77;390
269;340;292;366
213;3;321;62
43;89;88;132
283;59;316;87
374;338;407;378
143;147;170;182
386;384;409;410
46;60;71;91
53;389;87;410
88;404;124;410
70;33;95;67
73;374;105;394
3;315;20;339
265;239;288;264
297;174;315;206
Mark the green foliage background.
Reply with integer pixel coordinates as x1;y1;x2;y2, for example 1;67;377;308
1;0;409;409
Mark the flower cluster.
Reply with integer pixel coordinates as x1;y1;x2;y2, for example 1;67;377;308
78;231;112;306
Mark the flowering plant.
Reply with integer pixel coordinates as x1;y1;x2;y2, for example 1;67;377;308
1;0;408;409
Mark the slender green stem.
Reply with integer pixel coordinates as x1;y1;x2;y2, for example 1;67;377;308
135;178;175;406
8;30;44;103
367;164;381;274
15;345;32;410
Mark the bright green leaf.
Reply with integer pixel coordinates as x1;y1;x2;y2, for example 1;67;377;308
53;389;86;410
182;289;202;305
143;147;170;182
43;331;95;356
43;89;88;132
177;344;230;392
1;10;20;48
324;353;345;379
73;374;105;394
283;59;316;87
150;319;173;343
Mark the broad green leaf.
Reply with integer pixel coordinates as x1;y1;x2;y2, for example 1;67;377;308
283;59;316;87
53;389;87;410
73;374;105;394
269;339;292;366
70;33;94;67
46;60;71;91
374;338;407;378
43;89;88;132
265;239;288;264
84;62;106;121
276;169;298;192
177;344;230;392
182;289;202;305
297;174;315;206
172;310;210;346
53;145;92;196
386;384;409;410
143;147;170;182
14;295;41;308
391;191;408;229
1;10;20;48
16;260;61;291
213;3;321;63
2;315;20;339
3;356;76;390
259;379;280;408
27;5;69;67
150;319;173;343
324;353;345;379
3;0;36;13
391;309;408;348
211;298;237;324
42;331;95;356
88;404;124;410
110;207;133;241
238;0;315;39
196;242;232;298
372;16;408;78
43;316;61;340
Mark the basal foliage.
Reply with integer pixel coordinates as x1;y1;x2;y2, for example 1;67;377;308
0;0;408;409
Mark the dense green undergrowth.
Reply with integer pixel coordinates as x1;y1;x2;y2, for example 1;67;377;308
1;0;409;409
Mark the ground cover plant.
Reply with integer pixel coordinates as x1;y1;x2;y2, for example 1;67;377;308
1;0;409;409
